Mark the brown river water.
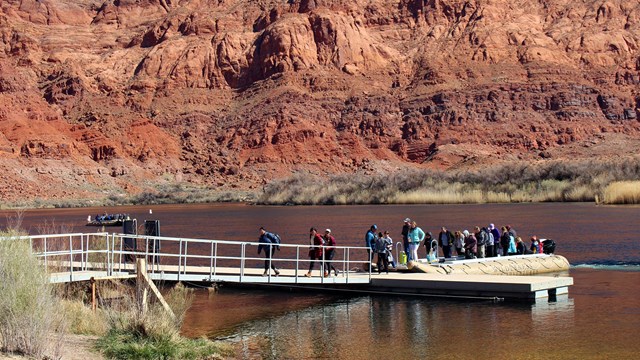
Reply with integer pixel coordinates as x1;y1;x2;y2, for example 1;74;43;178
2;203;639;359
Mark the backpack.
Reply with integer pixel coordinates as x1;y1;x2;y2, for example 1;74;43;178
272;233;281;250
477;231;487;246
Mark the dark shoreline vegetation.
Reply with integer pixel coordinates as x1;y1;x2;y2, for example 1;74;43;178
3;159;640;209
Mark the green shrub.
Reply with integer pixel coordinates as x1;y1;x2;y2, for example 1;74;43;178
96;282;227;359
96;329;231;360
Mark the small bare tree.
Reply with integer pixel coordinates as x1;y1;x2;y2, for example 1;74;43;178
5;209;25;233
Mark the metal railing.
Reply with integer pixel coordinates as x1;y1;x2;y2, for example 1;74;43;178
21;232;374;284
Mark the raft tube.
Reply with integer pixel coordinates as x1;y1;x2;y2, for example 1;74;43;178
407;254;570;276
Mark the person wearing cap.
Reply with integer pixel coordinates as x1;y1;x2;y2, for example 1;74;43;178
407;221;425;261
324;229;338;277
258;227;280;277
401;218;411;261
529;235;540;254
365;225;377;260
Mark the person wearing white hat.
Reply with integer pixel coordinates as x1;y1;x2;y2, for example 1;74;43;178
463;229;477;259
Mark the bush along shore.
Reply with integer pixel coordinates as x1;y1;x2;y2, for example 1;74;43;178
0;230;232;360
259;158;640;205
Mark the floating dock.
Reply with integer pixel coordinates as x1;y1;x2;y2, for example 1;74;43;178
23;232;573;302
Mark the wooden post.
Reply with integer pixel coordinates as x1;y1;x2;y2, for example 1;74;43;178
136;258;149;317
90;277;96;312
136;258;175;319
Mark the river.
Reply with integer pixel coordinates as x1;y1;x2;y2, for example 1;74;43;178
2;203;639;359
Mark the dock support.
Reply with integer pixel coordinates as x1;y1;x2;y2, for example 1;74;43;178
136;258;175;319
90;277;96;312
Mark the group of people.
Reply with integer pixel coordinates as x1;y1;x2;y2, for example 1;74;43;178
365;225;396;274
392;219;545;261
257;220;547;277
257;227;339;277
90;213;130;222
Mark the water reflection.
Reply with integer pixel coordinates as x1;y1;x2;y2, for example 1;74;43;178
186;289;580;360
3;204;639;358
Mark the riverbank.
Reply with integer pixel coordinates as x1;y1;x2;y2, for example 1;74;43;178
259;160;640;205
3;159;640;209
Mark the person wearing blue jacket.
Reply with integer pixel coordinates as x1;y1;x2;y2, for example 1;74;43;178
407;221;425;261
365;225;377;260
258;227;280;276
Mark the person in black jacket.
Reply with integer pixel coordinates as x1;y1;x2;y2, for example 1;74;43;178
438;226;454;258
258;227;280;276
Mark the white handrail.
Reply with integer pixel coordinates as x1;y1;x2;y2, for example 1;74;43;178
17;232;373;284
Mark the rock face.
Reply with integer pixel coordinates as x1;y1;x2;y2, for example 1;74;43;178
1;0;640;203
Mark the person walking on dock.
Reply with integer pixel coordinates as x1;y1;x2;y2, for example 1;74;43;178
258;227;280;276
408;221;425;261
401;218;411;261
324;229;338;277
306;227;325;277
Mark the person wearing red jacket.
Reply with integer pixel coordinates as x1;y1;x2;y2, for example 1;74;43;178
305;227;325;277
324;229;338;277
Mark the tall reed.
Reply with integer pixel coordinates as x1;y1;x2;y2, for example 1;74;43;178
603;181;640;204
259;158;640;205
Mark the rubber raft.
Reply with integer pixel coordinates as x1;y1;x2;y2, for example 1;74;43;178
407;254;570;276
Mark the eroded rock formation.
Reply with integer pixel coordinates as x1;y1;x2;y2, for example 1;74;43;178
1;0;639;204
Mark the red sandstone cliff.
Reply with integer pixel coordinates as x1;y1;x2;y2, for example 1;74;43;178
1;0;639;204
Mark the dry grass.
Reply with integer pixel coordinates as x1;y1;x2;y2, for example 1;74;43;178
60;300;108;336
0;232;67;359
96;282;229;359
259;158;640;205
604;181;640;204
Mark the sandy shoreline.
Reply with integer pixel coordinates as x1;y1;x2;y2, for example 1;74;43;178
0;335;103;360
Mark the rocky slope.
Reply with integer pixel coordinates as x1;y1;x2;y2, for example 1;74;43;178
1;0;639;205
